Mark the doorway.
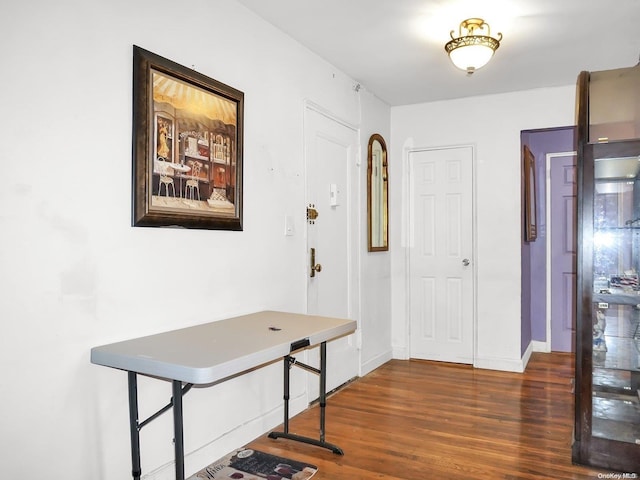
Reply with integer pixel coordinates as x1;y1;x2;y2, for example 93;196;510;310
304;104;359;398
521;126;576;355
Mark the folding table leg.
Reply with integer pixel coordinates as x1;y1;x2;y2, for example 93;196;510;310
319;341;327;443
128;372;142;480
268;342;343;454
283;355;291;434
173;380;185;480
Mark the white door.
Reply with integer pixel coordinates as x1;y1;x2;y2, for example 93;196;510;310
409;146;474;364
305;106;359;398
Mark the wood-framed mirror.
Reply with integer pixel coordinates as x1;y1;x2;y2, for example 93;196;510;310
367;134;389;251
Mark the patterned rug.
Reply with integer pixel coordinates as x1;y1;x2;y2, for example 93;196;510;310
189;448;318;480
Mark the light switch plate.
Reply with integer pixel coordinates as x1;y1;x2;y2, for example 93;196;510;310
284;216;294;236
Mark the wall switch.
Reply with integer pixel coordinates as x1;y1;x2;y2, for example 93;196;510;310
284;216;294;236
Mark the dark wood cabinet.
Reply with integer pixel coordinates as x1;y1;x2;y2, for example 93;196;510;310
573;65;640;473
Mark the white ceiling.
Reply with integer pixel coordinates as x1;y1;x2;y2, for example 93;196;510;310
236;0;640;106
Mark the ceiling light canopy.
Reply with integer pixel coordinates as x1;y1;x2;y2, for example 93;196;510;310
445;18;502;75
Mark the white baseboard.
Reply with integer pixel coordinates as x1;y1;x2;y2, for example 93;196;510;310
142;395;308;480
361;349;393;376
474;354;527;373
521;341;533;370
395;345;534;373
392;345;409;360
532;340;550;353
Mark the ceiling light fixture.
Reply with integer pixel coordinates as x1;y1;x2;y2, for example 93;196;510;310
445;18;502;75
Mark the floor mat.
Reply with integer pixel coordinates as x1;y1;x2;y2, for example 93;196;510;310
189;448;318;480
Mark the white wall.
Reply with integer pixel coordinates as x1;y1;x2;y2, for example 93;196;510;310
0;1;391;479
390;85;576;371
359;89;393;375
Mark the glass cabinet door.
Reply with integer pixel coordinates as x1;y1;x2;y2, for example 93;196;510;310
590;303;640;443
586;143;640;467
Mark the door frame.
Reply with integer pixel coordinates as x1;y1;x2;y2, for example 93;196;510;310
302;99;361;367
544;151;577;352
405;144;478;363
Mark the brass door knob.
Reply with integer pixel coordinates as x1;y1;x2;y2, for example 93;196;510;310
310;247;322;277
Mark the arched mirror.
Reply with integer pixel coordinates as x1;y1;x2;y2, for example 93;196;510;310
367;134;389;251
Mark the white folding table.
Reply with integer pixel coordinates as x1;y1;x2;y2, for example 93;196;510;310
91;311;356;480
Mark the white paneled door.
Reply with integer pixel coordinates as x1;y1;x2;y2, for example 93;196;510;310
409;147;474;364
305;106;359;398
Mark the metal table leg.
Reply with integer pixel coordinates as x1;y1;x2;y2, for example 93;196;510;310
318;341;327;444
173;380;185;480
268;342;343;454
128;372;142;480
126;374;192;480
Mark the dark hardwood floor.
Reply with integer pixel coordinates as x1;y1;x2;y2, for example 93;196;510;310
246;352;610;479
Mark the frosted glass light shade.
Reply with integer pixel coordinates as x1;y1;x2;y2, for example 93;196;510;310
448;44;495;72
444;18;502;75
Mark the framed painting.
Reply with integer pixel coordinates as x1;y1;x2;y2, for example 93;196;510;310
132;45;244;230
523;145;537;242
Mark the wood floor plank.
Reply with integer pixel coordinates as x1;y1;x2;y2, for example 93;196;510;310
246;353;610;479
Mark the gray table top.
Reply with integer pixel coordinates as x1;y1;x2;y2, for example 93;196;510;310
90;311;356;384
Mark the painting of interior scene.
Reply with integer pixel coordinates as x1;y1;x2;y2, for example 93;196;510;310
151;70;238;217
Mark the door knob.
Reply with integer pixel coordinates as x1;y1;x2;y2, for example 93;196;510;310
310;247;322;277
462;258;470;266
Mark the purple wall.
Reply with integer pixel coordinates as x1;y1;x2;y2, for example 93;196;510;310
521;127;576;356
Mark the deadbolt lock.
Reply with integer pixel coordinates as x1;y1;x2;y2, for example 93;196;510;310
307;204;319;224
